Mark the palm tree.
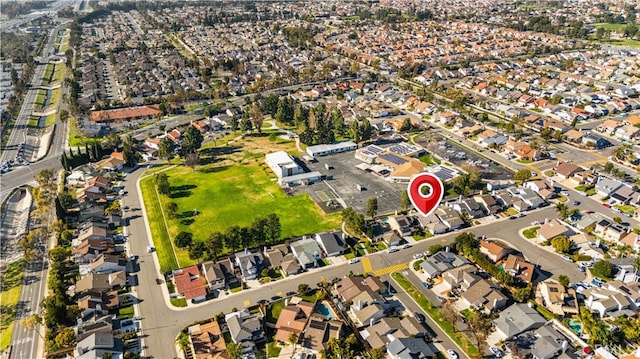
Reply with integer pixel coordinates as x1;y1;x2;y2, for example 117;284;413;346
175;331;190;354
555;203;569;220
288;332;298;357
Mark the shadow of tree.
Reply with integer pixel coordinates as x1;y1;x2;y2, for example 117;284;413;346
169;191;192;198
180;219;195;226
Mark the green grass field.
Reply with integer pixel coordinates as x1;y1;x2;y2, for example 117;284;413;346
52;64;65;83
0;260;25;350
43;64;54;83
27;115;40;128
523;226;539;239
593;23;627;31
45;113;57;127
34;89;47;109
142;162;341;270
140;174;179;273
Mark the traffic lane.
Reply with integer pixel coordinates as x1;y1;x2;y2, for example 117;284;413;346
386;273;470;359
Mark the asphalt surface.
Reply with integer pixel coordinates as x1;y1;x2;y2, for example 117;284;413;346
122;162;611;358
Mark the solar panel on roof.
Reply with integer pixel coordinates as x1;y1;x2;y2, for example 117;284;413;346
378;153;407;166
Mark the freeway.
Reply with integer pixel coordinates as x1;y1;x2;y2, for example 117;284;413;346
122;164;593;358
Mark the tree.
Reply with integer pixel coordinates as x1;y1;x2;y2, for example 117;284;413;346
453;232;479;256
225;226;242;252
264;213;281;245
514;169;532;183
366;197;378;218
298;283;310;295
551;235;573;253
400;118;412;131
188;241;206;261
102;132;122;151
122;136;136;167
175;331;190;353
174;231;193;249
288;332;298;353
154;173;170;196
55;327;76;348
467;309;491;354
157;138;173;161
400;190;411;211
441;301;459;331
558;275;570;288
104;200;121;216
321;335;358;359
19;314;44;340
428;244;444;255
185;152;199;170
57;190;74;211
48;246;70;263
240;116;253;133
230;116;239;132
205;232;224;261
361;118;372;141
249;102;264;133
591;260;615;279
348;120;361;142
166;202;178;219
227;342;243;359
182;126;203;155
555;203;569;220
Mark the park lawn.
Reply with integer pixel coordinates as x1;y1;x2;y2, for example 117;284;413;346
0;260;25;350
523;226;539;239
593;23;627;31
140;175;179;273
157;164;341;259
45;113;57;127
602;39;640;48
391;273;478;357
68;118;104;147
419;153;441;166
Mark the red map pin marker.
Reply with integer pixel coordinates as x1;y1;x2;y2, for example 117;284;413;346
408;173;444;217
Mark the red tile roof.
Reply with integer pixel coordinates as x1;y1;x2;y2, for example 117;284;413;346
174;265;207;300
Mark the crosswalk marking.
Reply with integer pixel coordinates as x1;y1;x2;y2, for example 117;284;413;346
373;263;409;276
361;257;373;274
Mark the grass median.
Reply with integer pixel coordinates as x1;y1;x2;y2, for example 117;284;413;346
0;260;25;350
140;175;179;273
391;272;479;357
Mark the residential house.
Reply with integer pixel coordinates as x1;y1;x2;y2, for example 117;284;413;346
605;280;640;307
452;198;486;218
173;264;207;302
201;260;230;291
583;286;633;318
581;133;612;149
188;320;227;359
361;317;428;349
290;237;323;269
263;244;301;276
537;219;574;241
387;215;414;237
479;240;513;262
416;213;449;235
353;303;386;327
332;275;387;304
435;207;465;230
538;279;579;316
234;249;263;281
595;177;624;197
274;299;314;343
474;194;502;215
621;232;640;251
75;271;127;295
85;253;127;275
299;314;344;354
611;185;638;204
460;278;508;313
554;162;583;180
75;312;115;341
503;254;536;284
75;333;123;359
315;231;347;257
77;290;119;313
493;303;546;340
374;231;403;247
72;238;116;264
508;187;545;211
531;324;570;359
420;251;469;279
387;337;439;359
226;309;265;354
523;180;556;200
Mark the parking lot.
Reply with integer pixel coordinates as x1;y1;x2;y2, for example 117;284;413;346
416;133;513;181
295;151;407;215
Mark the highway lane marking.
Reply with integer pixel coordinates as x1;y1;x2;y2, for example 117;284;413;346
373;263;409;277
361;257;373;274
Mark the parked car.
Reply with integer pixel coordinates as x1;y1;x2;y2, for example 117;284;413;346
561;255;574;262
155;278;163;284
602;203;611;208
146;246;155;253
129;255;138;261
387;246;399;253
573;200;580;206
348;258;360;264
447;350;459;359
490;347;503;357
414;312;426;322
422;282;432;289
436;296;446;302
402;244;411;249
413;253;423;259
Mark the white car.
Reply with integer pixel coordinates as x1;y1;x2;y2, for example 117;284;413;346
402;244;411;249
413;253;423;259
490;347;503;357
146;246;155;253
447;350;458;359
387;247;399;253
348;258;360;264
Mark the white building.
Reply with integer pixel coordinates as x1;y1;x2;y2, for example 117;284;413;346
265;151;304;179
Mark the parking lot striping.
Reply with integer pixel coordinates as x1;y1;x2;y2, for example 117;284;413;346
373;263;409;276
361;257;373;273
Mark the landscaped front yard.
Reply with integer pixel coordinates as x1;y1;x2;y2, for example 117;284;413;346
523;226;539;239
